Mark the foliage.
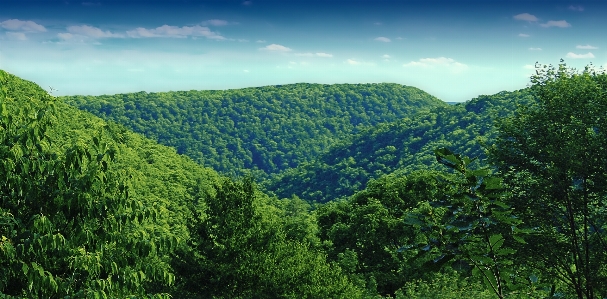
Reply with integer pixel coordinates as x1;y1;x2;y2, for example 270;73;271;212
0;70;174;298
267;89;535;203
171;177;365;298
488;61;607;298
61;83;445;178
404;148;537;298
315;170;452;296
1;69;367;298
396;270;495;299
6;60;607;299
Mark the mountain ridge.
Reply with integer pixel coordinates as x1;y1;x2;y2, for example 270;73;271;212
265;89;536;202
61;82;446;178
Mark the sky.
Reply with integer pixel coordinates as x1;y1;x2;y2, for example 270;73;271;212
1;0;606;102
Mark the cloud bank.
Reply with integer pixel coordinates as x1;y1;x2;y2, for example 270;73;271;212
126;25;225;39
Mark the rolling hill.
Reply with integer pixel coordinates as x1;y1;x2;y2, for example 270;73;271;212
0;70;365;298
265;89;536;203
61;83;446;178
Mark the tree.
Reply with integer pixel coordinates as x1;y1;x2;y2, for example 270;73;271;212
172;177;364;298
488;61;607;298
0;72;174;298
405;148;534;299
315;170;453;296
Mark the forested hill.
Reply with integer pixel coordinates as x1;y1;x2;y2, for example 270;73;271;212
0;70;372;297
61;83;445;177
5;64;607;298
266;89;536;203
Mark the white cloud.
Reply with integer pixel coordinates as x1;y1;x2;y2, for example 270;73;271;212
260;44;292;52
6;32;27;40
513;13;538;22
316;52;333;58
568;5;584;11
67;25;123;38
576;44;597;49
519;33;530;37
294;52;332;58
243;69;249;73
523;64;535;70
566;52;594;59
204;19;229;26
54;32;101;44
0;19;46;32
126;25;225;39
256;40;266;43
528;47;542;51
396;37;403;40
375;36;391;42
382;54;391;59
57;33;74;40
403;57;468;73
345;59;375;66
540;20;571;28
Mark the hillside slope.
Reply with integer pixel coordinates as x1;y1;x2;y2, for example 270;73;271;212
265;89;536;203
61;83;446;177
0;70;367;298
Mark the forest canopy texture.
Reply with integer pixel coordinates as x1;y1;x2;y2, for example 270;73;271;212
1;60;607;298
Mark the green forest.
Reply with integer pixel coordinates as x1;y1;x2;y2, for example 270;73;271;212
1;60;606;298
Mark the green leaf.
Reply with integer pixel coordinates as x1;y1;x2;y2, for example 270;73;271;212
483;177;503;190
489;234;504;251
496;248;516;256
512;234;526;244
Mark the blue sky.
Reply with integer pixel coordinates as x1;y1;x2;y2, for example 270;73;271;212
1;0;605;102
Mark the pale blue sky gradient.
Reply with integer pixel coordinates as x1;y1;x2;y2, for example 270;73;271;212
1;0;606;102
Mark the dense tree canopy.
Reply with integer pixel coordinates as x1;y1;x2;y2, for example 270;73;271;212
489;61;607;298
3;60;607;299
61;83;445;178
267;89;535;203
0;70;367;298
0;70;175;298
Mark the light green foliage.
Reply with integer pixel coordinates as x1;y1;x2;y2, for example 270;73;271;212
489;61;607;298
61;83;444;178
1;69;366;298
272;195;321;246
397;270;496;299
0;70;173;297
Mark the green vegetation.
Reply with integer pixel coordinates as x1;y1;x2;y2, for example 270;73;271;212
0;71;364;298
0;71;176;297
267;88;535;203
61;83;445;178
488;61;607;298
2;60;607;298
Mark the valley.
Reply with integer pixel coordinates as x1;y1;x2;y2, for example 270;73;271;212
1;63;606;298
